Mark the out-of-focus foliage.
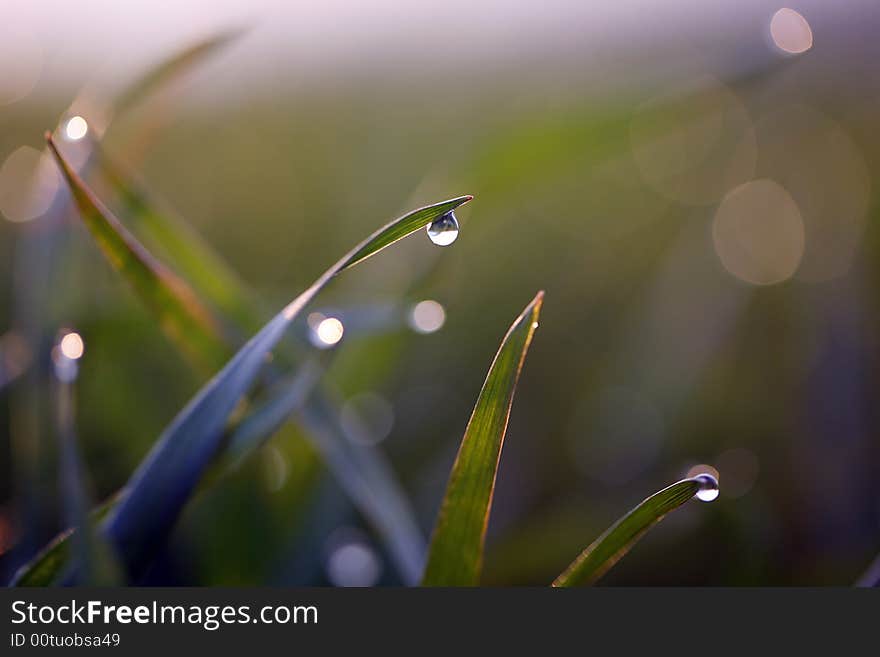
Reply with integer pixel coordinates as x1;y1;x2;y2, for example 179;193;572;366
2;4;879;585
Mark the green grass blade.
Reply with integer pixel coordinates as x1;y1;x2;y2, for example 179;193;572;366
422;291;544;586
225;360;323;465
42;144;439;583
53;358;123;585
92;146;259;332
299;391;427;584
552;477;707;586
103;162;431;580
10;495;118;586
46;136;231;372
111;29;243;119
101;194;471;577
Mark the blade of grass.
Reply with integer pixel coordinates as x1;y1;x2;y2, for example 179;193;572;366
421;291;543;586
93;147;441;581
552;477;705;586
111;29;243;119
10;495;119;586
101;194;472;577
46;136;231;372
29;145;446;581
52;353;123;586
91;145;259;332
5;33;243;585
225;359;324;465
299;390;427;583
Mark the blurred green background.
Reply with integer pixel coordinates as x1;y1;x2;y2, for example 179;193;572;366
1;0;879;585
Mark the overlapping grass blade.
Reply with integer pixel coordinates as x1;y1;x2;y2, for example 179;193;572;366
422;292;543;586
552;477;703;586
93;143;443;580
111;29;243;119
92;147;259;332
299;391;427;583
90;149;436;581
35;143;438;583
46;137;230;372
53;359;122;585
10;495;118;586
225;359;323;465
100;194;471;576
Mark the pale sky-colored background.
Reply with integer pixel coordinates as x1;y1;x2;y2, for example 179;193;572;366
4;0;876;103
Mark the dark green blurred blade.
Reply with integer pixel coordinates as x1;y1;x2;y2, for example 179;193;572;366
225;360;323;465
112;29;243;119
552;478;703;587
102;195;472;576
53;363;123;585
299;391;426;584
46;136;231;372
422;292;543;586
10;495;118;587
56;145;438;583
92;147;259;332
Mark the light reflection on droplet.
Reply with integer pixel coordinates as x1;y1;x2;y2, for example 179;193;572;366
712;179;805;285
64;116;89;141
686;463;720;482
770;8;813;55
341;392;395;445
693;473;720;503
308;313;344;348
426;211;459;246
409;300;446;334
0;146;61;223
324;529;382;587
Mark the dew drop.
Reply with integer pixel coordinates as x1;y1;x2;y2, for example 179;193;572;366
426;211;459;246
694;474;720;502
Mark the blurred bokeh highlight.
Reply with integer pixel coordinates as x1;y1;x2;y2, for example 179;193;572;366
2;0;879;585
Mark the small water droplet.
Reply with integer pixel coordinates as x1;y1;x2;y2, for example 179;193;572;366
426;211;459;246
694;474;720;502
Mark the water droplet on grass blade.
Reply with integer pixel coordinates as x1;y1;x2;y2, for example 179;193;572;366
426;211;459;246
694;474;720;502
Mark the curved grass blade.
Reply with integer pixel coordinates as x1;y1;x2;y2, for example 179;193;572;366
52;356;123;586
226;359;323;465
422;291;543;586
10;495;118;586
46;136;230;372
92;146;259;332
112;29;243;119
299;390;427;584
552;477;705;587
101;194;471;576
34;144;436;582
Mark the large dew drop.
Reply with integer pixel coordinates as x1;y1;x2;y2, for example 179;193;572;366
426;211;459;246
694;474;720;502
